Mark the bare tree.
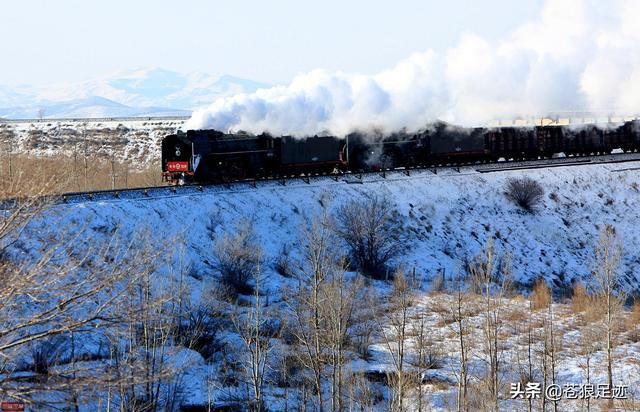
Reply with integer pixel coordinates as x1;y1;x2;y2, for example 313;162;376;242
322;262;362;412
232;261;277;412
377;270;415;411
441;272;474;412
590;225;624;399
577;324;600;412
545;294;561;412
213;221;262;297
333;194;404;279
292;217;331;411
468;238;512;411
83;125;89;191
284;209;352;412
0;210;162;407
282;207;367;412
111;243;175;410
410;306;441;412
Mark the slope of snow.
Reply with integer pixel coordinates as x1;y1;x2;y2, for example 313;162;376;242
14;160;640;409
53;161;640;294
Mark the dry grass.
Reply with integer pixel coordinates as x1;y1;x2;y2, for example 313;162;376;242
504;307;527;322
0;154;163;199
625;300;640;342
630;300;640;324
571;283;591;314
530;280;551;310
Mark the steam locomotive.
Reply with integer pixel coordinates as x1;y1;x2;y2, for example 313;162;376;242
161;121;640;185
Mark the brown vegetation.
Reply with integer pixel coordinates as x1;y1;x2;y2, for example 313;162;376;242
0;153;162;199
531;280;552;310
571;282;591;314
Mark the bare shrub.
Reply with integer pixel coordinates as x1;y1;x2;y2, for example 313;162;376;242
531;280;552;310
430;271;445;294
274;244;295;278
171;301;222;360
347;372;383;411
28;338;64;376
504;177;545;212
213;222;262;296
334;194;404;279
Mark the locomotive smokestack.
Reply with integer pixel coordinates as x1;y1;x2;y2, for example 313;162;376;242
187;0;640;136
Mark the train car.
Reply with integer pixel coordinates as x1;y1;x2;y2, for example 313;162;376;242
612;120;640;152
345;131;424;171
534;125;564;158
280;136;347;175
428;123;489;163
486;127;538;160
564;126;605;156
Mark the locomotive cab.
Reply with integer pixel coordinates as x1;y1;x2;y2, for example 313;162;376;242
161;132;197;184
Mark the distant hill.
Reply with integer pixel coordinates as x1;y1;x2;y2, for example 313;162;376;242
0;68;270;119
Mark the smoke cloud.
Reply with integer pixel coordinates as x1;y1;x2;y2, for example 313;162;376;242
187;0;640;136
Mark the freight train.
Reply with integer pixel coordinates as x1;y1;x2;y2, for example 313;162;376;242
161;121;640;185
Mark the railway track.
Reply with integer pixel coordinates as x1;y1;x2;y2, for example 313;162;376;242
48;151;640;204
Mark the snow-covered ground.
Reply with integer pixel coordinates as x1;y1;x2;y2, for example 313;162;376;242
19;159;639;409
59;160;640;290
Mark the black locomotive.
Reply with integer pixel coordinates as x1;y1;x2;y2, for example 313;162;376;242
161;120;640;185
161;129;347;184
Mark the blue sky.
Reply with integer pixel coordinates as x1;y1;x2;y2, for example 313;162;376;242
2;0;543;86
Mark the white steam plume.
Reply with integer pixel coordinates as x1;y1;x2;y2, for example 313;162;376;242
187;0;640;136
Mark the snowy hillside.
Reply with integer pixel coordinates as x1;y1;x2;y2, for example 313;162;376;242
10;159;640;410
57;162;640;292
0;118;185;164
0;68;270;119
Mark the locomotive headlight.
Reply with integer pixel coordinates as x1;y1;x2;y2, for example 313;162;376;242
175;145;182;157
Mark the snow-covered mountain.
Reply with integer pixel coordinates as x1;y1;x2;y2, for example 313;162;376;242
0;68;270;119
